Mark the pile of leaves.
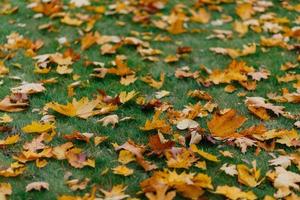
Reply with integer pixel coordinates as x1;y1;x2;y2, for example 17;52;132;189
0;0;299;199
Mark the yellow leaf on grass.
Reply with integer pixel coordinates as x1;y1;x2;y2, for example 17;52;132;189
47;97;101;119
22;121;54;134
0;135;20;146
119;91;138;104
140;110;171;134
190;8;210;24
190;144;219;162
112;165;134;176
118;150;135;165
0;61;9;75
141;72;165;89
215;185;257;200
237;164;263;187
0;114;13;123
236;3;254;20
0;182;12;197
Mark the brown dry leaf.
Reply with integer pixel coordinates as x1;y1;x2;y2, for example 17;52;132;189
207;109;247;138
0;93;29;112
65;148;95;168
115;140;157;171
141;72;165;89
11;83;45;94
25;181;49;192
215;185;257;200
245;97;285;116
47;96;101;119
236;3;255;20
64;131;92;143
65;178;90;191
112;165;134;176
148;134;174;155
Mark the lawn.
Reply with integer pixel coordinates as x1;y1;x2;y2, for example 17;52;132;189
0;0;299;199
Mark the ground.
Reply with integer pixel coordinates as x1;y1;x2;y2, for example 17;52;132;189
0;0;299;199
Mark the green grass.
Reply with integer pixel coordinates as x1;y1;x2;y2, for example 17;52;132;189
0;0;299;199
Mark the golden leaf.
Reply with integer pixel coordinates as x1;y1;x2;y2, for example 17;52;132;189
141;72;165;89
0;135;20;147
112;165;134;176
190;144;219;162
145;183;176;200
207;109;247;138
47;96;101;119
22;121;54;134
237;164;263;187
236;3;254;20
215;185;257;200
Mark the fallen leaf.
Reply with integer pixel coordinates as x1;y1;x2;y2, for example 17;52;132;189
26;181;49;192
207;109;247;138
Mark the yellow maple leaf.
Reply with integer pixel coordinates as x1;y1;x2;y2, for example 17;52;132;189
207;109;247;138
0;135;20;146
22;121;55;134
237;164;264;187
47;96;101;119
141;72;165;89
215;185;257;200
112;165;134;176
190;144;219;162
